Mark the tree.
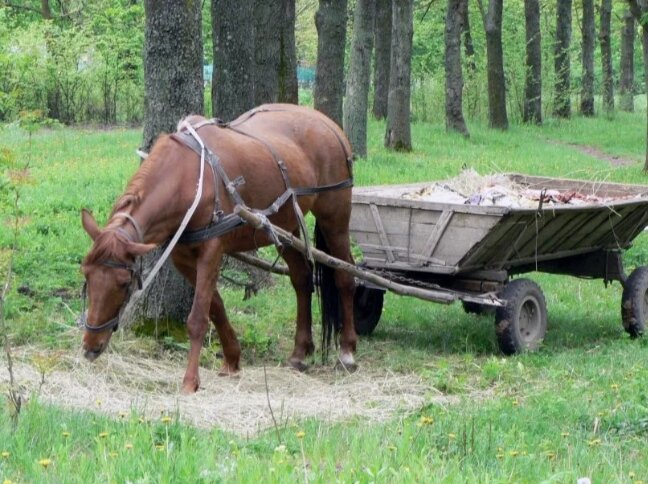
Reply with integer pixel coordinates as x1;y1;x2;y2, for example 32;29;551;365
600;0;614;115
580;0;595;116
344;0;375;158
459;0;476;71
554;0;572;118
385;0;413;151
255;0;298;106
523;0;542;123
619;10;635;112
445;0;469;136
212;0;255;121
478;0;508;129
278;0;298;104
314;0;348;126
626;0;648;171
128;0;203;327
373;0;392;120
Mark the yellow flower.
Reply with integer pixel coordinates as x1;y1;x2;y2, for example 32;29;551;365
629;472;636;479
125;443;133;450
508;450;520;457
496;453;504;459
448;433;457;440
296;431;306;439
161;416;172;424
610;383;619;390
561;432;570;438
109;452;118;458
1;451;9;458
98;432;109;439
95;399;102;407
62;431;70;438
419;416;434;426
387;445;397;451
545;451;556;460
119;411;128;419
511;398;519;407
38;458;52;468
588;438;601;447
155;444;165;451
4;479;14;484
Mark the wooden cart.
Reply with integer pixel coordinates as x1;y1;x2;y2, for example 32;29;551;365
349;174;648;354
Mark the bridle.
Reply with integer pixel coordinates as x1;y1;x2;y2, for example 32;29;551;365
80;212;144;334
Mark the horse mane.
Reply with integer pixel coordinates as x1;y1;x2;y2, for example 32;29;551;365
110;135;175;216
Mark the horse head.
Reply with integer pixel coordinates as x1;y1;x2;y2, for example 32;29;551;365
80;209;155;361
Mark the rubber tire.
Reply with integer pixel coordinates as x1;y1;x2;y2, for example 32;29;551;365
621;266;648;338
462;301;495;315
353;286;384;336
495;279;547;355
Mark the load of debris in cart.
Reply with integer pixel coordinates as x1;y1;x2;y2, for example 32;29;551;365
402;170;641;208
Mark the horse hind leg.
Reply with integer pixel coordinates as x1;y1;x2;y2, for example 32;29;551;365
282;244;316;372
312;214;358;371
209;288;241;376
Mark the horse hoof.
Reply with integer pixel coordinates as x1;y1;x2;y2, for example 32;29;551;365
288;358;309;372
218;365;240;377
335;353;358;373
181;382;199;394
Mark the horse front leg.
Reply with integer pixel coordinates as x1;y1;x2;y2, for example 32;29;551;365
209;288;240;376
180;242;224;394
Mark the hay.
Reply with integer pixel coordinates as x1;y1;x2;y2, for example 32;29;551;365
2;348;454;435
403;169;635;208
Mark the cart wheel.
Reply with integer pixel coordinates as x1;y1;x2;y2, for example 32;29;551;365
495;279;547;355
462;301;495;315
621;266;648;338
353;285;384;336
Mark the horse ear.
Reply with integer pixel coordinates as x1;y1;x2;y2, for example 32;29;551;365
126;241;157;257
81;209;101;241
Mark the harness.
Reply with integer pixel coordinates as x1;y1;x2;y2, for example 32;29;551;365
81;108;353;334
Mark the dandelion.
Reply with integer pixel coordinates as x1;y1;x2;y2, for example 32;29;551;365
511;398;519;407
296;430;306;439
561;432;570;438
448;433;457;440
387;445;397;451
508;450;520;457
587;438;601;447
419;416;434;426
95;399;102;407
98;432;109;439
38;458;52;468
1;451;9;458
629;472;636;479
62;431;70;438
161;416;172;424
155;444;165;451
610;383;619;390
125;443;133;450
119;411;128;419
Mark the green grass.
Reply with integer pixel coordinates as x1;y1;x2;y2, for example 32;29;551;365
3;111;648;481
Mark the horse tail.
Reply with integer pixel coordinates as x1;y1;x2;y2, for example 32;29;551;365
314;222;340;360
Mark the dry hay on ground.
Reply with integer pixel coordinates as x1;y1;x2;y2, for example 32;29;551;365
2;349;455;435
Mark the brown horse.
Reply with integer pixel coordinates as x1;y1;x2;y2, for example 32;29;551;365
80;104;357;393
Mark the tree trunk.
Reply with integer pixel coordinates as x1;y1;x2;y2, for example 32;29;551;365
445;0;469;136
459;0;476;71
619;10;635;112
212;0;255;121
523;0;542;123
278;0;298;104
482;0;508;129
627;0;648;171
385;0;413;151
554;0;572;118
373;0;392;120
344;0;375;158
254;1;280;105
600;0;614;115
580;0;595;116
314;0;348;126
129;0;203;327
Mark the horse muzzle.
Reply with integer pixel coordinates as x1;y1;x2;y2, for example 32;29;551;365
82;340;107;362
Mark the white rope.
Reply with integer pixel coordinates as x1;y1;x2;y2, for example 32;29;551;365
140;121;207;291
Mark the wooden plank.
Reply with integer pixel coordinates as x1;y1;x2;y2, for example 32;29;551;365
415;210;453;267
357;243;447;266
369;203;395;263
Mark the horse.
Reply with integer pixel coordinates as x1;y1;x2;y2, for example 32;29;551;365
80;104;358;393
